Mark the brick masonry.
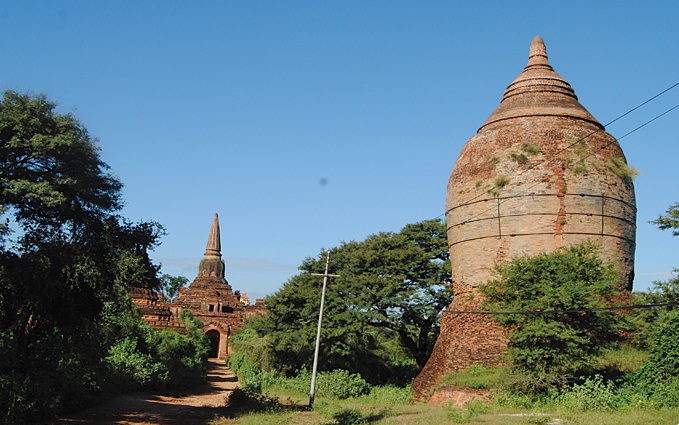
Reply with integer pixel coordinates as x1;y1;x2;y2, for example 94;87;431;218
131;214;263;359
412;36;636;399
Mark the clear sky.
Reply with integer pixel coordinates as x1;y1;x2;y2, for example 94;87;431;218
2;1;677;300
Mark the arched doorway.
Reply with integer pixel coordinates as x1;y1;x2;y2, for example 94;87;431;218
205;329;220;358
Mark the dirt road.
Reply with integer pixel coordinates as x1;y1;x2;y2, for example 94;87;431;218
56;360;238;425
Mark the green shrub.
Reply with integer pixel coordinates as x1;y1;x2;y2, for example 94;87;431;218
317;369;371;399
479;242;625;393
630;309;679;407
227;351;265;394
280;367;371;399
331;408;367;425
363;384;411;404
105;337;168;390
146;329;208;388
557;375;620;411
104;311;209;392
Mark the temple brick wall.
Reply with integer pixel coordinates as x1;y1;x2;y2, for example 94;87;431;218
413;36;636;398
131;214;264;359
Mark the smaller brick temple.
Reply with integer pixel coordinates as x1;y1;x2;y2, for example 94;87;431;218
131;213;263;359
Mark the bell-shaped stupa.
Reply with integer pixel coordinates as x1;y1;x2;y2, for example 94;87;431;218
413;36;636;398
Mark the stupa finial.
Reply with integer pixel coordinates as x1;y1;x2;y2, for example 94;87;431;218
204;213;221;258
527;35;549;67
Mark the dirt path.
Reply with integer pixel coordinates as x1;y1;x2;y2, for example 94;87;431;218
56;360;238;425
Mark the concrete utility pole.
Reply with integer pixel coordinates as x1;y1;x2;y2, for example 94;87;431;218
309;251;339;408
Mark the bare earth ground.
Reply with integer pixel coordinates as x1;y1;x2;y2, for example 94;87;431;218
55;360;238;425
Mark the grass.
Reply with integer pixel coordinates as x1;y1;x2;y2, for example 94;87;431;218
212;391;679;425
213;346;675;424
440;363;507;389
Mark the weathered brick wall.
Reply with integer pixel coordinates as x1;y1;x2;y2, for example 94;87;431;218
412;289;507;398
413;36;636;399
447;117;636;292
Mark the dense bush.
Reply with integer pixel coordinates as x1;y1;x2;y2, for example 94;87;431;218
287;367;371;399
480;242;626;393
103;310;209;392
627;309;679;407
105;337;168;389
557;375;621;411
226;351;270;394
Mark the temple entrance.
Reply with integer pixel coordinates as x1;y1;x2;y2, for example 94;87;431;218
205;329;220;358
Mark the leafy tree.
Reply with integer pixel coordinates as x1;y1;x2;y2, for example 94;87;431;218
630;201;679;347
650;202;679;236
628;271;679;348
0;90;165;423
0;91;123;244
479;242;626;392
246;219;452;383
159;273;189;301
631;309;679;407
628;201;679;406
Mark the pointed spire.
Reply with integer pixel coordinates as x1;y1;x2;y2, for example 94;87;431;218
204;213;221;259
479;36;601;130
527;35;549;67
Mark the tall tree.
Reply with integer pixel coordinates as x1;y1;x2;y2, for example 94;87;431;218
0;91;163;422
0;91;122;244
248;219;452;382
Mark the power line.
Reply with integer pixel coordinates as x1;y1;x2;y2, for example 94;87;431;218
443;82;679;228
445;302;678;316
604;82;679;128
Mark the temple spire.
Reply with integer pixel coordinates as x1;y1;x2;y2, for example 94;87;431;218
527;35;549;67
204;213;221;259
480;35;601;130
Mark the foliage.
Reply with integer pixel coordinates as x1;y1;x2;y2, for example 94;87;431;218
246;219;451;383
227;351;269;394
521;143;542;155
327;407;391;425
479;242;626;393
629;309;679;407
0;90;122;242
650;202;679;237
488;176;510;196
159;273;189;301
103;310;208;392
442;364;507;390
626;271;679;348
229;327;277;372
556;375;621;411
105;337;168;389
0;91;168;423
295;368;371;399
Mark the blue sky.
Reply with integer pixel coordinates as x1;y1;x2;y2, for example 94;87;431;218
2;2;677;300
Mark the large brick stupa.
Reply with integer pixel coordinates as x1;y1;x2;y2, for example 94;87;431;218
413;36;636;397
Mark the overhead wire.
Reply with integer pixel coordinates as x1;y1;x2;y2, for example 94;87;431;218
445;302;678;315
439;81;679;228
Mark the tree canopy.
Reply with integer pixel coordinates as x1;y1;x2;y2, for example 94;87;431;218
0;91;168;422
651;202;679;237
479;241;626;392
0;91;123;245
243;219;452;383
